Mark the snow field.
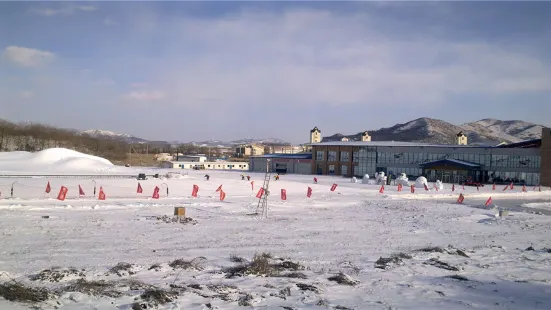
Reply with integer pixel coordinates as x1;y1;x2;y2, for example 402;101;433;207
1;149;551;309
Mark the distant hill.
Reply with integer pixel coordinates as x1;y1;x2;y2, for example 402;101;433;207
321;118;544;145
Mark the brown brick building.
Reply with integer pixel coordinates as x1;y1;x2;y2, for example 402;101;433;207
541;127;551;187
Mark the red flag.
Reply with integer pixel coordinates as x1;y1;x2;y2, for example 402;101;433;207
307;187;312;198
281;189;287;200
397;183;402;192
313;177;318;184
492;183;496;190
510;182;514;190
251;181;254;191
330;183;338;192
152;186;160;199
462;184;465;190
57;186;68;201
256;188;265;199
522;185;526;192
502;184;509;191
434;184;439;192
424;184;429;191
410;185;415;193
485;197;493;207
452;184;455;192
137;182;143;194
192;185;199;197
216;184;222;192
98;187;106;200
219;190;226;201
456;193;464;204
79;185;85;196
45;181;51;194
379;185;385;194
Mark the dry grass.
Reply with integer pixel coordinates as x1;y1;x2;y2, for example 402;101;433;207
63;278;122;298
328;272;360;286
0;281;51;303
224;252;302;278
168;257;207;270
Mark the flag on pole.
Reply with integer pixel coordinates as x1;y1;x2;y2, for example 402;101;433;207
307;187;312;198
219;190;226;201
192;185;199;197
456;193;465;204
410;185;415;193
137;182;143;194
152;186;160;199
492;183;496;190
98;187;106;200
452;184;455;192
281;189;287;200
485;197;493;207
79;185;85;196
216;184;222;192
256;188;265;199
330;183;338;192
45;181;51;194
379;185;385;194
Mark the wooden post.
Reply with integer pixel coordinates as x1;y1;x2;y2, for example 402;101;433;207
174;207;186;218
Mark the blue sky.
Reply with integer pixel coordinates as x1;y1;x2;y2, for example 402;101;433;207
1;1;550;143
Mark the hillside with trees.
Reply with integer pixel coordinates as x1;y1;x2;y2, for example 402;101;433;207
0;119;226;165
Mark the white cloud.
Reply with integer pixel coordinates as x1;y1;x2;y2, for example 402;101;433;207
32;5;97;16
104;17;117;26
143;9;551;108
122;90;165;101
3;46;55;67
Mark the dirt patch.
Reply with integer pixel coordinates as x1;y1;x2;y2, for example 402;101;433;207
278;272;308;279
0;281;51;303
295;283;321;294
108;262;136;277
29;267;85;282
169;257;207;271
375;256;405;270
418;246;470;258
229;254;246;263
156;215;198;225
328;272;360;286
424;258;462;272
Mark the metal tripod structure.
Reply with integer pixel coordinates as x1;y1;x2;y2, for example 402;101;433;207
255;159;271;218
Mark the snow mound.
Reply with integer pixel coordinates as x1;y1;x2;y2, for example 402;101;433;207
362;174;370;184
435;180;444;190
0;148;114;173
415;177;428;188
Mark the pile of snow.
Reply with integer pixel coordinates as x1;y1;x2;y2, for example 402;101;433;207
351;177;357;183
396;173;410;186
0;148;114;173
361;174;370;184
415;176;428;188
435;180;444;190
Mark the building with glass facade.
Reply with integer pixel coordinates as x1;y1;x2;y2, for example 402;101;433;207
310;137;544;186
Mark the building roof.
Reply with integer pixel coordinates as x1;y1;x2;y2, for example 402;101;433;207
250;153;312;159
495;139;541;149
308;141;489;148
419;159;481;169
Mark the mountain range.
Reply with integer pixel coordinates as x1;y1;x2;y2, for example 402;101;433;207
82;118;544;147
321;118;543;145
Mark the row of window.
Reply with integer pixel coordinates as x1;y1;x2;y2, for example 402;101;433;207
316;150;540;169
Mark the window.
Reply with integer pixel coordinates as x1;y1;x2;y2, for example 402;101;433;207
340;151;349;162
328;151;337;161
341;165;348;176
328;165;335;175
316;151;324;161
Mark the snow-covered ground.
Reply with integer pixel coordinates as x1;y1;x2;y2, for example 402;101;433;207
1;149;551;309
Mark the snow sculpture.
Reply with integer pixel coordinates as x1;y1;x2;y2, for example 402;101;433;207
362;174;370;184
396;173;410;187
375;172;387;185
351;177;357;183
435;180;444;190
415;176;428;188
